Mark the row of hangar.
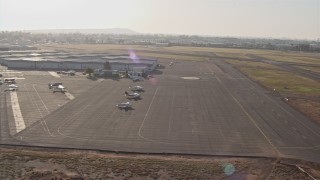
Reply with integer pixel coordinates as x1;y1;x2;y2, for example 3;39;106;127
0;58;158;73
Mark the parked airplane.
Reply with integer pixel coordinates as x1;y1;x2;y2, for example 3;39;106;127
48;82;62;89
129;85;144;92
116;101;132;110
146;74;154;79
5;84;18;91
125;91;141;100
53;85;66;93
130;76;144;82
4;78;16;84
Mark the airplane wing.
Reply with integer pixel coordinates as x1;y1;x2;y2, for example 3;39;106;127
8;84;18;88
58;85;65;89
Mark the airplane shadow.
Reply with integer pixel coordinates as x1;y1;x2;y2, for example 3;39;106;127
123;107;135;112
131;97;143;101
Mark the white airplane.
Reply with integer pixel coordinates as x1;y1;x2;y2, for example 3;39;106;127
49;82;62;89
116;102;132;110
8;84;18;88
53;85;66;93
125;91;141;100
147;74;154;79
6;84;18;91
129;85;144;92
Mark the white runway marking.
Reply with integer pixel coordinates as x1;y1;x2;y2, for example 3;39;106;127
181;77;200;80
24;84;48;134
33;84;53;136
206;61;280;156
10;91;25;133
5;77;25;80
0;72;22;74
138;87;159;141
167;92;175;137
65;91;75;100
215;76;221;82
48;71;60;78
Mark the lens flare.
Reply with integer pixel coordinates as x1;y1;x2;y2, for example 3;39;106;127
128;49;139;61
223;163;235;176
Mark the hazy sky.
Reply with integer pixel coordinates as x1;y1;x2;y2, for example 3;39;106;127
0;0;319;39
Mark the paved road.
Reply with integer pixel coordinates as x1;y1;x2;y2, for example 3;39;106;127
2;60;320;163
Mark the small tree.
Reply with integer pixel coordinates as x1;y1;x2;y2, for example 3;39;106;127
85;68;94;77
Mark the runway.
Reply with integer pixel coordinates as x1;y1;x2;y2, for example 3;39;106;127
1;59;320;163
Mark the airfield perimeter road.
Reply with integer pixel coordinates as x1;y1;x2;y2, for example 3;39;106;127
2;59;320;163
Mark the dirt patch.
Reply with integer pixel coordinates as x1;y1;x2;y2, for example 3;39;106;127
286;97;320;124
23;171;82;180
0;147;319;179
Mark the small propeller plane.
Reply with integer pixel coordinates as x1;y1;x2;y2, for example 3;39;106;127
129;85;144;92
116;101;133;110
6;84;18;91
125;91;141;100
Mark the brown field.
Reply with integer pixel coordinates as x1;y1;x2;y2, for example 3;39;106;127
287;98;320;124
295;65;320;74
0;147;319;180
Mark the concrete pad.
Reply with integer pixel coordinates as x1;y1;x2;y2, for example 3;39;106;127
48;71;61;78
10;91;25;133
181;77;200;80
64;92;75;100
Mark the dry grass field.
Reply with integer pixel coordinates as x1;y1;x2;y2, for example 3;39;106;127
295;65;320;74
1;147;319;180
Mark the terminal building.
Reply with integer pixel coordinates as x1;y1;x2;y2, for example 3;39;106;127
0;51;158;74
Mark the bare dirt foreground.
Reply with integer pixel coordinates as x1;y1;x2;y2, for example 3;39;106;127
0;147;319;180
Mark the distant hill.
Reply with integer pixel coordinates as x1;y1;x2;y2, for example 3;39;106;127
24;28;139;35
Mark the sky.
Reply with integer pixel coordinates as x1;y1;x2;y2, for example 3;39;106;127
0;0;319;40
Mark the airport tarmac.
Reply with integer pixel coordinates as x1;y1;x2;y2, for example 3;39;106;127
0;70;103;136
1;60;320;163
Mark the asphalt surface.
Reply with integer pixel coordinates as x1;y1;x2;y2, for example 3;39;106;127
1;60;320;163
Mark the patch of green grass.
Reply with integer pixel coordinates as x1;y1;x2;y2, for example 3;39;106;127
294;66;320;74
226;60;280;69
215;52;252;59
135;52;205;61
241;67;320;96
259;54;320;65
226;59;320;96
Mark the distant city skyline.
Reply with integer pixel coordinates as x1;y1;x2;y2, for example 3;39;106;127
0;0;319;40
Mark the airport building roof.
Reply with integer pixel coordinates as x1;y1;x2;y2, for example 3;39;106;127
108;60;155;65
0;51;157;67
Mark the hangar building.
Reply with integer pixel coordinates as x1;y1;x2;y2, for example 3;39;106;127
0;52;158;73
